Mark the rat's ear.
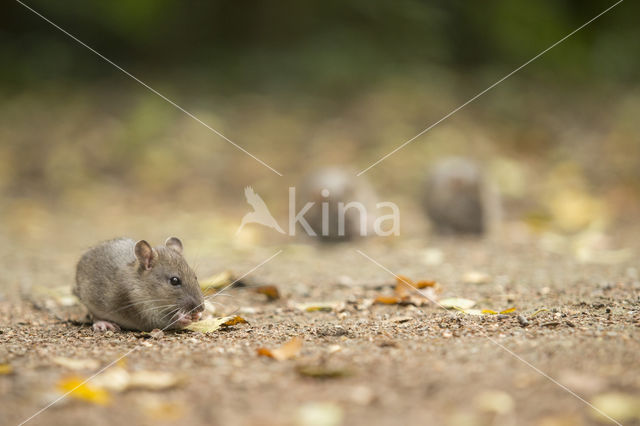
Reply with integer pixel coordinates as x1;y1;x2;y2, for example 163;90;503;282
165;237;183;254
135;240;155;270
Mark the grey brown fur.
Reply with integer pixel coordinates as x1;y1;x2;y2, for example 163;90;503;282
74;237;204;331
423;157;500;235
300;167;377;240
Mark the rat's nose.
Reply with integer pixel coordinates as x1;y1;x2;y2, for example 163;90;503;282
186;298;204;313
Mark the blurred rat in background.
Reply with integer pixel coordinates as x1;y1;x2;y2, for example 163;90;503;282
422;157;501;235
300;167;378;241
74;237;204;332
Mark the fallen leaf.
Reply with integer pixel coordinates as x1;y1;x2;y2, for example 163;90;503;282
590;392;640;422
297;365;352;379
91;367;183;391
253;285;280;300
0;364;13;375
481;307;516;315
222;316;248;326
199;270;234;292
185;316;234;333
374;296;401;305
421;248;444;265
462;271;490;284
57;376;110;405
473;390;514;414
440;298;476;310
91;367;130;392
296;402;343;426
53;357;100;371
296;302;335;312
415;280;437;288
128;371;183;390
529;308;549;318
394;275;438;297
257;337;303;361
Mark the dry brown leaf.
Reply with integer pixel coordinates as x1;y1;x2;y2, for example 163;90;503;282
253;285;280;300
257;337;303;361
394;275;414;297
391;275;440;301
374;296;401;305
222;316;248;326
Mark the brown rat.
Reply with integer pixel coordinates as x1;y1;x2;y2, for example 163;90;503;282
300;167;378;241
73;237;204;332
422;157;501;235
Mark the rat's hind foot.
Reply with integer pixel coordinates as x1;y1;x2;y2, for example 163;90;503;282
93;320;121;332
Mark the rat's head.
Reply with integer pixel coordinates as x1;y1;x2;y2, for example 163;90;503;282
134;237;205;330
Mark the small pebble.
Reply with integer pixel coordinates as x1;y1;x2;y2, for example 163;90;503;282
150;329;164;339
517;315;529;327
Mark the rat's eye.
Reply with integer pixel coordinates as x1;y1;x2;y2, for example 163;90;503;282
169;276;182;286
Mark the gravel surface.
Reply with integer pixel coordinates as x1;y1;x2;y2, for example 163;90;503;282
1;219;639;426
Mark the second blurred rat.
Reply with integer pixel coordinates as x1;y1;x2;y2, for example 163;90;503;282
422;157;500;235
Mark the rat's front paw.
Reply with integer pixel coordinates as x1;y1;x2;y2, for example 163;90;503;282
93;320;121;332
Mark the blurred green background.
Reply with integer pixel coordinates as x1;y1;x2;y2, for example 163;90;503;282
1;0;639;240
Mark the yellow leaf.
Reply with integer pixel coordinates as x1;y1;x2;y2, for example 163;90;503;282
590;393;640;422
500;307;517;314
57;377;110;405
296;302;335;312
257;337;303;361
199;270;234;292
185;316;233;333
0;364;13;375
530;308;549;318
481;309;498;315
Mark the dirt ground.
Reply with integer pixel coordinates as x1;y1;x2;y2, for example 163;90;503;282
0;210;639;426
